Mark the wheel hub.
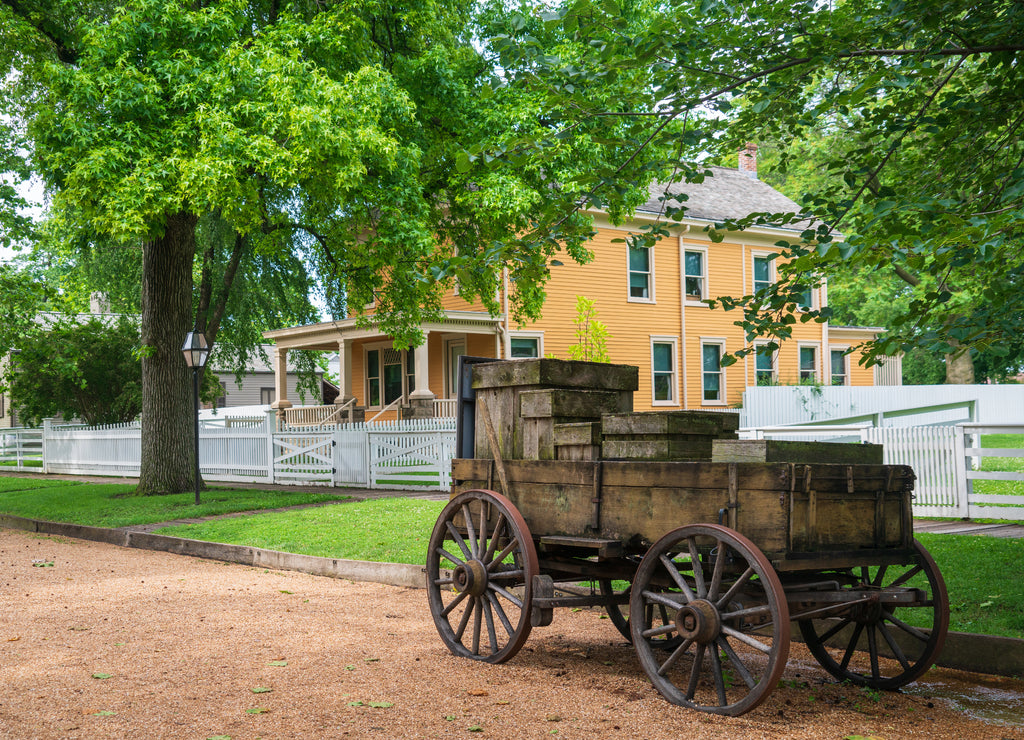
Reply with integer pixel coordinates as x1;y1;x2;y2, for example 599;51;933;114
675;599;721;644
453;559;488;597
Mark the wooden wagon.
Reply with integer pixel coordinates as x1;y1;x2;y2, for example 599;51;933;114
426;359;949;716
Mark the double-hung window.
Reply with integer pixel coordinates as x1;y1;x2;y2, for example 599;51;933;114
799;346;818;383
753;254;773;293
684;249;706;301
754;344;776;386
831;348;849;386
701;341;725;403
628;245;652;300
651;338;678;404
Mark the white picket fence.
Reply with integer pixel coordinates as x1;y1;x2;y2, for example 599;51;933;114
19;414;456;490
743;422;1024;520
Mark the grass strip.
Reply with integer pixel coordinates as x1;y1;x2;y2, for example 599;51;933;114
156;497;446;565
0;477;349;528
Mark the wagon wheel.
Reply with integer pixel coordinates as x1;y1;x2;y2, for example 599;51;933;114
797;539;948;689
629;524;790;716
426;489;539;664
599;579;683;651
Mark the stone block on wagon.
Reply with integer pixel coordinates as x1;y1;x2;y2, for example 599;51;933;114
471;358;638;461
601;410;740;461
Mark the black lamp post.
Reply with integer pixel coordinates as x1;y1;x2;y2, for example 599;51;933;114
181;330;209;505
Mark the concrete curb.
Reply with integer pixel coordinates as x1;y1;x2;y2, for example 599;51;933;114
2;513;1021;679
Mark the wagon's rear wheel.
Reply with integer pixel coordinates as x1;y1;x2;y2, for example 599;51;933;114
797;539;948;689
629;524;790;716
426;489;538;663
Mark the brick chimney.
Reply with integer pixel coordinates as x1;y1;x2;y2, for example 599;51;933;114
738;142;758;179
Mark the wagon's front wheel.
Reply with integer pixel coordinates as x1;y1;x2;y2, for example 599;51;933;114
426;489;538;663
629;524;790;716
797;539;948;689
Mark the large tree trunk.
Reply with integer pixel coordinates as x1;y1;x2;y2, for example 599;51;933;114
137;211;199;495
945;345;975;384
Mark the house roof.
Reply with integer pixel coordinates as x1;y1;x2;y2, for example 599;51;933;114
636;166;806;228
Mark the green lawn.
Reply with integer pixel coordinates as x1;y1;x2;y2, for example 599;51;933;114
973;434;1024;499
157;497;447;564
0;477;349;528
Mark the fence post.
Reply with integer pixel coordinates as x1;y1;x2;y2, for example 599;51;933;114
41;418;51;474
265;410;276;484
953;424;969;518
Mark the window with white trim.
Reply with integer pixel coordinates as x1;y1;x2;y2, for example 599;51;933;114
509;333;542;358
799;345;818;383
754;344;776;386
701;341;725;403
830;348;849;386
365;346;415;408
683;248;707;301
628;245;653;300
650;337;678;404
260;388;275;406
794;282;814;310
753;254;773;293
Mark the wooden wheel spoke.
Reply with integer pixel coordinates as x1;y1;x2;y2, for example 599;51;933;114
883;611;930;642
462;504;478;559
642;589;685;611
715;566;754;610
686;643;705;700
487;592;515;637
435;546;465;569
839;622;865;671
657;638;694;676
478;502;489;560
888;564;923;589
871;564;889;588
709;645;727;706
483;512;506;563
440;589;470;618
483;596;499;654
687;537;708;598
642;623;677;639
489;583;525;609
471;596;483;654
877;620;912;671
719;604;771;622
433;576;455;586
454;596;475;640
488;539;518;572
445;521;472;560
708;540;726;601
488;568;525;581
867;625;880;679
659;554;697;602
817;616;853;644
717;637;757;690
721;625;772;654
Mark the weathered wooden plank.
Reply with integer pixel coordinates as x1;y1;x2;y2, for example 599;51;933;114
712;439;883;465
602;437;718;461
472;358;639;391
602;410;740;435
554;422;602;446
600;461;792;491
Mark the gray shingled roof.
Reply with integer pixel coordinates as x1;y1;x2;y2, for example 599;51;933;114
637;166;806;229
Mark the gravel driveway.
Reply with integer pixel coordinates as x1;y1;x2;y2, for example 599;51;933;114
1;527;1021;740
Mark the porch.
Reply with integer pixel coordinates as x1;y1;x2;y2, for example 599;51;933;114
262;311;502;424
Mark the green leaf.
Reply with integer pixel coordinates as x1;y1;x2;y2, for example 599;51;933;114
267;660;288;667
251;687;273;694
91;672;112;680
93;710;117;716
368;701;394;708
246;707;269;714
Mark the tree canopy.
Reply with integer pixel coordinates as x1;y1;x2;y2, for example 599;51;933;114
484;0;1024;375
1;0;638;492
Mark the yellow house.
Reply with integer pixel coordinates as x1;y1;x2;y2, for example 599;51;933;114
263;161;896;422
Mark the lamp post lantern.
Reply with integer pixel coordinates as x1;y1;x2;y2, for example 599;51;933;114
181;330;209;505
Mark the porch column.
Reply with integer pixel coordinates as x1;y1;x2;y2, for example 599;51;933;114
270;346;292;420
407;336;435;418
335;339;355;403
